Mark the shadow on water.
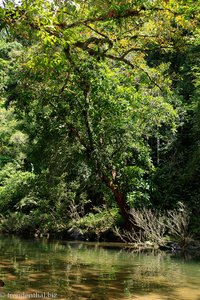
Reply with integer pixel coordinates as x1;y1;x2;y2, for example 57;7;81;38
0;235;200;299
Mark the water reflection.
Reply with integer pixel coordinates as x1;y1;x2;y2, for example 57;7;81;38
0;235;200;299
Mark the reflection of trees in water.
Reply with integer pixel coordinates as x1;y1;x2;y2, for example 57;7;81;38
0;236;200;299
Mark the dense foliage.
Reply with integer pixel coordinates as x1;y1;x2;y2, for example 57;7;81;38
0;0;200;240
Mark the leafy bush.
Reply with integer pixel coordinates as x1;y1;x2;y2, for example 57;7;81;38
70;207;119;237
0;164;36;213
0;212;34;234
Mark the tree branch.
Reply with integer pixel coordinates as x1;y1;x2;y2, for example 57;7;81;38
58;7;145;29
84;24;111;40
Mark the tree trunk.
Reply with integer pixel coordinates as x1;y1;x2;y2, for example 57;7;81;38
102;175;135;229
112;187;131;223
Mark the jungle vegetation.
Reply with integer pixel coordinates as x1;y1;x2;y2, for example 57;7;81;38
0;0;200;244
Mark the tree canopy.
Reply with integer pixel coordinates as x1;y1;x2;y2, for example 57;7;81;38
0;0;200;238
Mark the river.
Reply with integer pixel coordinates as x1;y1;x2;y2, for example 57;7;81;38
0;235;200;299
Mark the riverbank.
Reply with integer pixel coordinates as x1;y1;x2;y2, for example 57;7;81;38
1;227;200;257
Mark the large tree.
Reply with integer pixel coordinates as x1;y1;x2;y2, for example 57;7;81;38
0;0;198;227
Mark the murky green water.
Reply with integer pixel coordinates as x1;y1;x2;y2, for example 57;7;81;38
0;235;200;300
